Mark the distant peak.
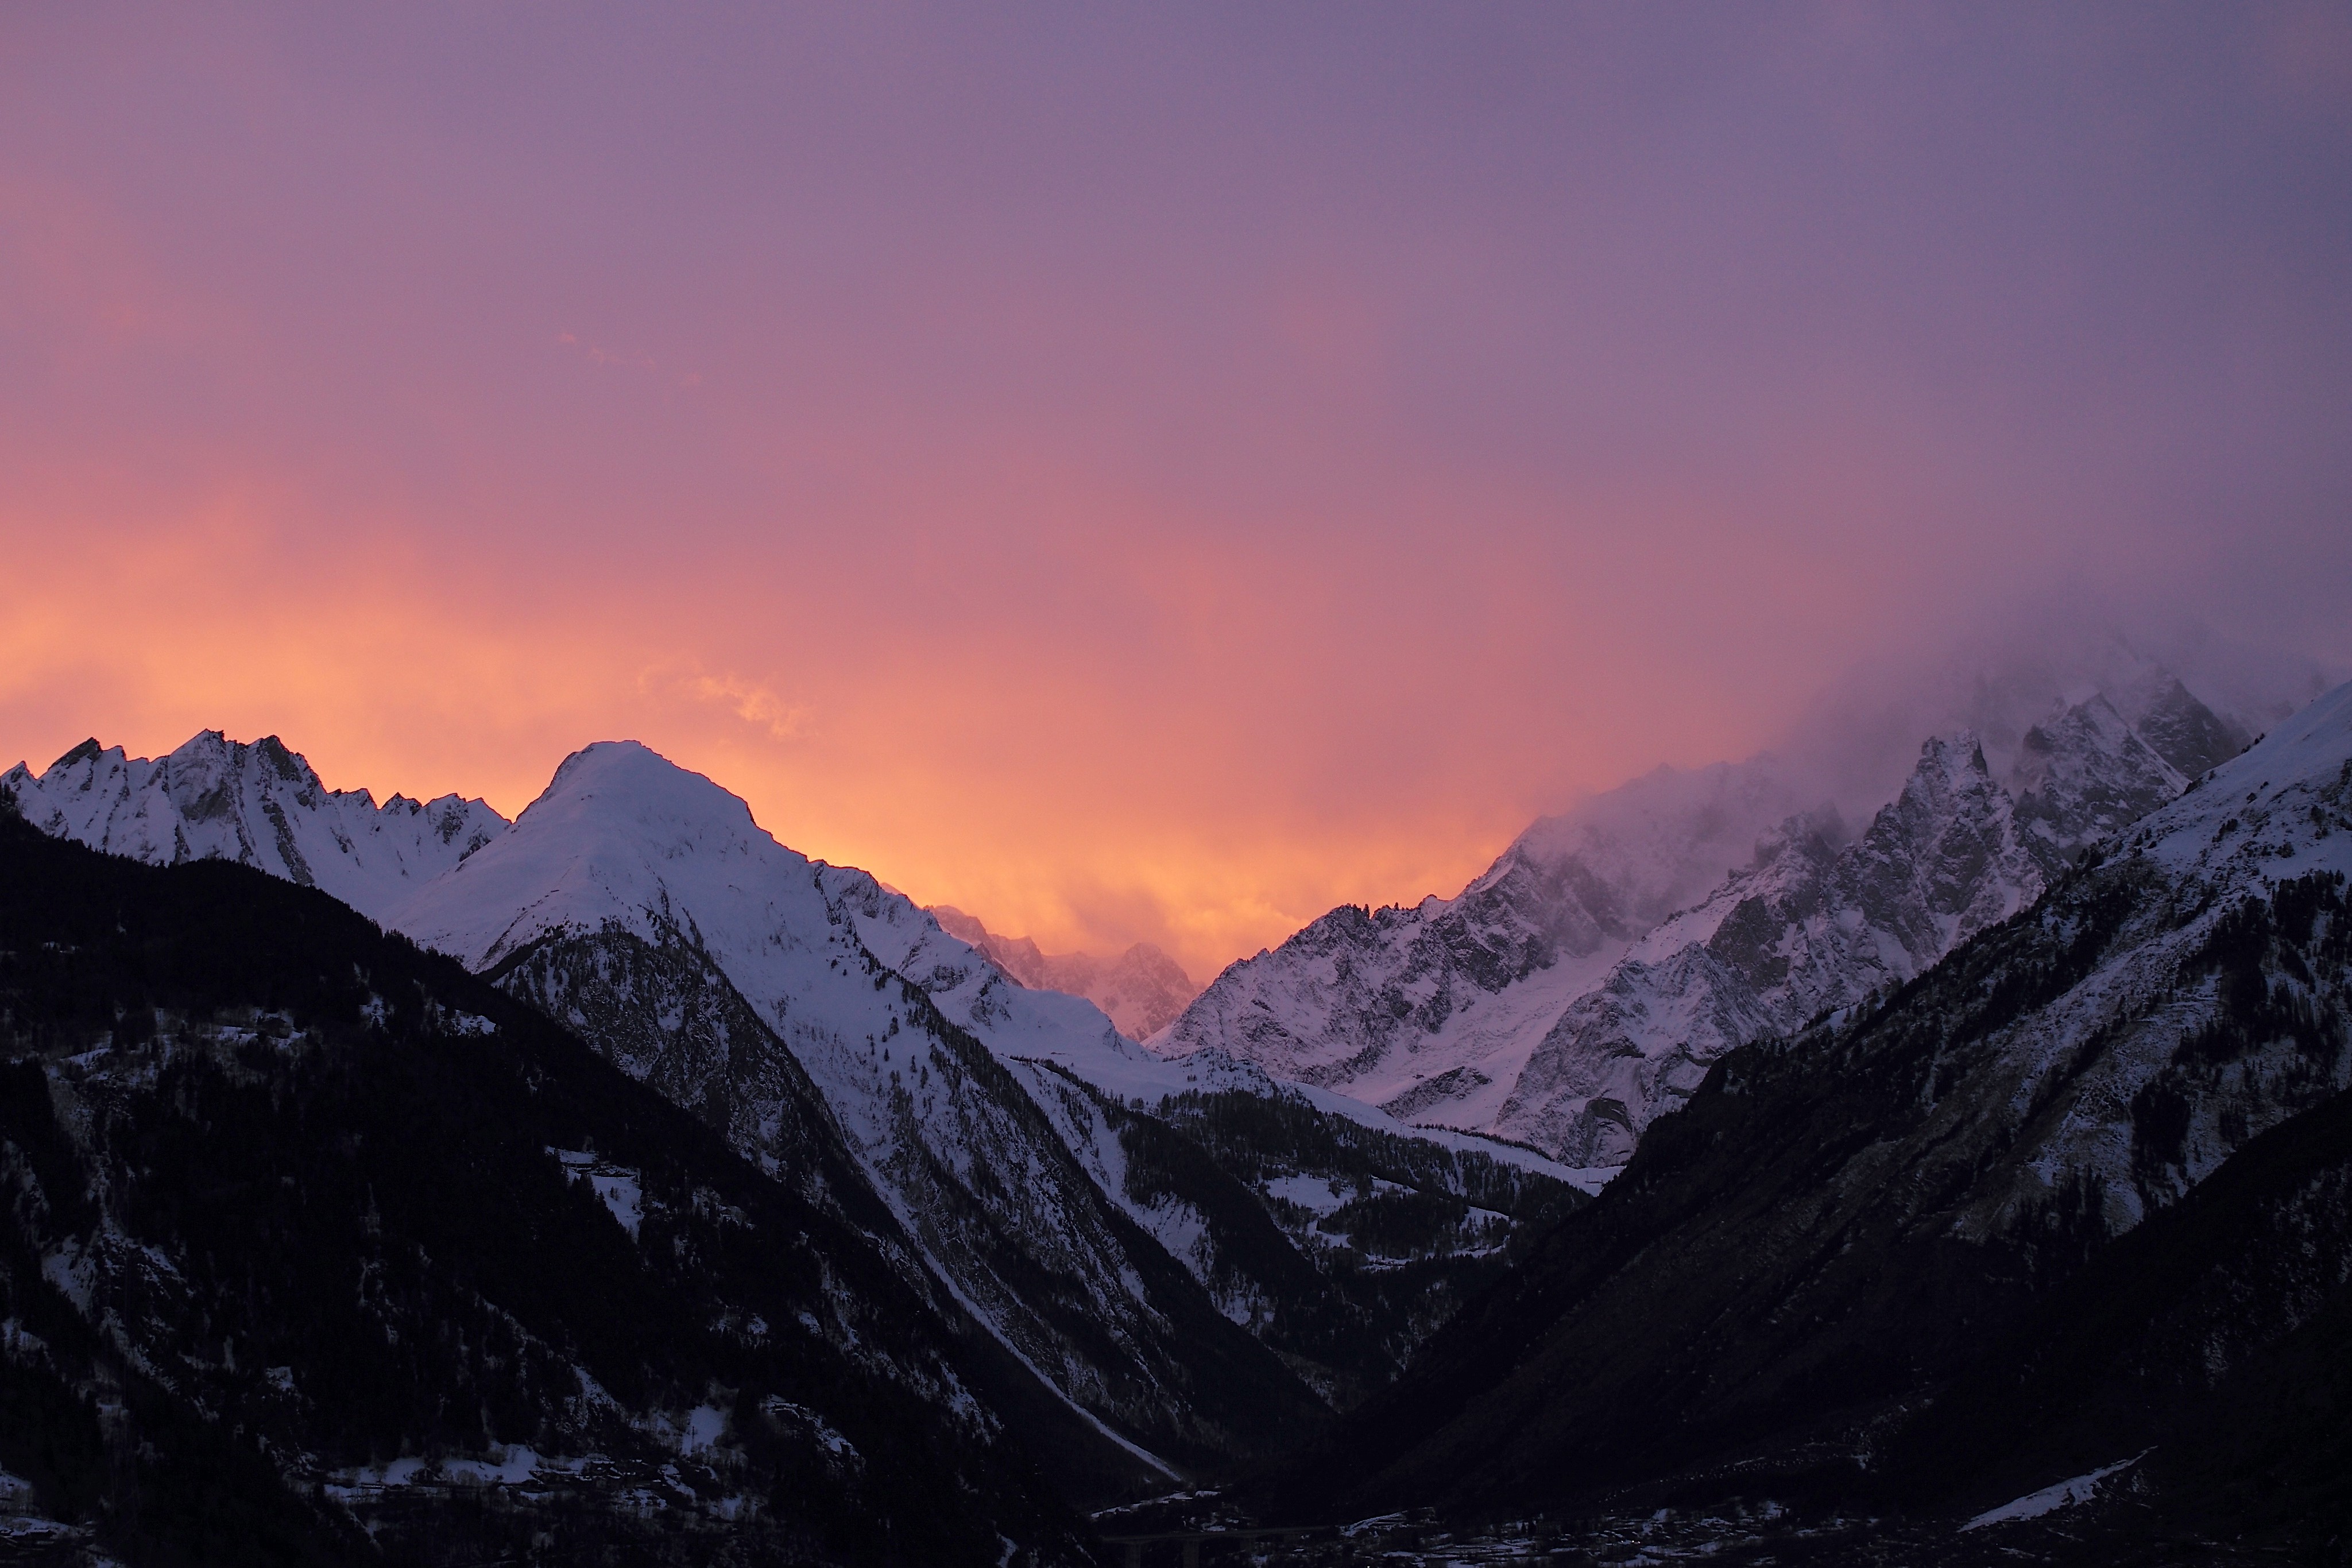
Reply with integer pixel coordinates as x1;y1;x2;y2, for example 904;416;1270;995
923;903;1200;1037
49;738;102;772
928;904;990;944
540;740;733;802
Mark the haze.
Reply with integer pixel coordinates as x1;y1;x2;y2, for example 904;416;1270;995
5;5;2349;979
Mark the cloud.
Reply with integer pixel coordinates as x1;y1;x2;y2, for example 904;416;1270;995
1771;585;2345;821
642;665;811;741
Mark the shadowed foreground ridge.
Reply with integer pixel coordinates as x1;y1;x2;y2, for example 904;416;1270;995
0;813;1091;1566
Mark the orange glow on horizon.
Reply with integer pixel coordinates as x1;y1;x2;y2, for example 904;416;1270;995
6;8;2346;979
3;478;1825;981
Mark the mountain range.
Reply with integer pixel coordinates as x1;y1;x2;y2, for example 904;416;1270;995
0;729;1584;1520
1155;677;2250;1172
3;663;2345;1563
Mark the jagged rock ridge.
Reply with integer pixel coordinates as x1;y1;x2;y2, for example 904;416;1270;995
2;731;506;919
1163;680;2250;1169
1497;694;2195;1163
1152;757;1806;1153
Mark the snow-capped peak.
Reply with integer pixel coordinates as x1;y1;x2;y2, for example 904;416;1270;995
2;730;506;920
392;740;811;971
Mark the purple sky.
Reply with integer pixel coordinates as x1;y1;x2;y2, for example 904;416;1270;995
5;3;2349;974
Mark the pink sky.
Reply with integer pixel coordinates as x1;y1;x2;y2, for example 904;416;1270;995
5;5;2350;979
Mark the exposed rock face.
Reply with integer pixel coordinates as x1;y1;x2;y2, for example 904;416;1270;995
1152;758;1802;1144
2007;692;2188;856
929;905;1198;1039
2118;672;2254;779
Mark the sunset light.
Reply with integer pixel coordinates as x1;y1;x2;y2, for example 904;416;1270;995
3;11;2350;1561
9;7;2347;980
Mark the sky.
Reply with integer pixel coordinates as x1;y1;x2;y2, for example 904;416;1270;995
4;4;2350;981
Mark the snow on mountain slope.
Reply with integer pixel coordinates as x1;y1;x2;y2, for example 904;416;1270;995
930;905;1198;1040
777;829;1597;1392
2140;678;2352;876
1747;675;2352;1239
1495;691;2229;1162
1;731;505;919
387;741;1328;1479
1167;683;2246;1168
1151;757;1802;1129
1980;676;2352;1229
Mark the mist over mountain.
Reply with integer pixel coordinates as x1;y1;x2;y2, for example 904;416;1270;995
927;907;1199;1040
1768;607;2333;826
1152;640;2289;1166
1486;683;2235;1164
